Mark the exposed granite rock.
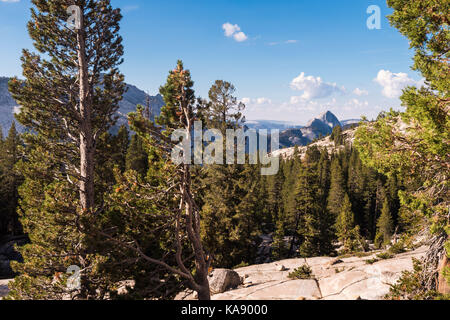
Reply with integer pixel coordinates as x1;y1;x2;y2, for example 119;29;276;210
175;246;427;300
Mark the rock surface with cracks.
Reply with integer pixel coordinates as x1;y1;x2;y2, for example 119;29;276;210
176;246;427;300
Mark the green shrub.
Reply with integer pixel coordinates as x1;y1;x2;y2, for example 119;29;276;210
388;242;406;254
288;265;313;280
233;262;249;269
377;252;395;260
365;258;379;265
387;258;443;300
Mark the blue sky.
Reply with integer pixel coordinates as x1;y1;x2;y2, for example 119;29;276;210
0;0;424;123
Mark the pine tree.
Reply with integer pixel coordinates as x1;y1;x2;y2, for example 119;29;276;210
327;157;346;218
264;166;284;232
198;79;264;268
294;162;321;257
230;163;263;266
336;194;361;253
272;216;289;261
330;125;344;145
356;0;449;294
111;125;130;173
375;199;394;248
347;148;366;229
125;133;148;177
294;148;334;257
7;0;125;299
0;123;23;236
100;61;212;300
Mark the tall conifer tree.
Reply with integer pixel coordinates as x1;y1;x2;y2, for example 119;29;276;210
7;0;125;299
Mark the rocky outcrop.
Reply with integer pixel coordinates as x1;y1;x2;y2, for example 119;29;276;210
208;269;243;294
175;246;427;300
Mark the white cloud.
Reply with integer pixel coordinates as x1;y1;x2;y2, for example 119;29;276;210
233;31;248;42
353;88;369;96
222;23;240;37
374;70;423;98
290;72;345;100
0;0;20;2
222;22;248;42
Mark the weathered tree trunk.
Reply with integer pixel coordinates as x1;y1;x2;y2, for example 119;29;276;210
437;236;450;295
182;113;211;300
76;14;95;212
75;11;95;300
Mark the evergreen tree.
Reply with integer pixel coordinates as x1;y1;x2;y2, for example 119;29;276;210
356;0;449;294
294;162;321;257
0;122;23;236
375;199;394;248
7;0;125;299
100;61;212;300
330;125;344;145
199;80;261;268
294;148;334;257
272;215;289;261
336;194;361;253
125;133;148;177
347;148;366;229
264;165;284;232
327;157;346;218
111;125;130;173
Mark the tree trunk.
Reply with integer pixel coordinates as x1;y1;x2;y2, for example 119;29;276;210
437;237;450;295
197;281;211;300
76;14;95;212
75;11;95;300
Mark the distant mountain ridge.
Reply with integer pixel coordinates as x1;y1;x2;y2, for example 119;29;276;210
0;77;164;136
1;76;358;147
0;77;20;136
278;111;343;148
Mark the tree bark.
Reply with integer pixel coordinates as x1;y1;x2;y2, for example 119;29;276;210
182;105;211;300
76;13;95;212
75;10;95;300
437;236;450;295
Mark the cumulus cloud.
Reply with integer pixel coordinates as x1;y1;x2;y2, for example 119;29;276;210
233;31;248;42
374;70;423;98
353;88;368;96
290;72;345;100
222;22;248;42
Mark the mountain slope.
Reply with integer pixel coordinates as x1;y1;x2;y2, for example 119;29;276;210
0;77;164;136
0;77;20;136
278;111;342;148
